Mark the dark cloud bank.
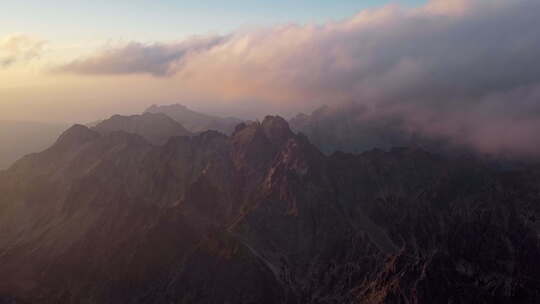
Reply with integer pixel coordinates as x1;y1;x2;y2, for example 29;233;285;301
57;0;540;158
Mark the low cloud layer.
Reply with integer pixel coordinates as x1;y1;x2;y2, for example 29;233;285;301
56;0;540;158
0;34;46;68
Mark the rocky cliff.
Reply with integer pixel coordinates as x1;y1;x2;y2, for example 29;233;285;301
0;117;539;303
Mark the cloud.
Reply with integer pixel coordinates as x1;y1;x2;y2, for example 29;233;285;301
0;34;46;68
56;36;227;76
55;0;540;158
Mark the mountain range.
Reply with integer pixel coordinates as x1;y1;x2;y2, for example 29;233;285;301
0;112;539;303
0;104;243;170
289;105;470;157
145;104;243;135
92;112;192;145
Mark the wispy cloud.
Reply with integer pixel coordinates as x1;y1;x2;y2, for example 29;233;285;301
0;34;46;68
54;0;540;157
56;36;227;76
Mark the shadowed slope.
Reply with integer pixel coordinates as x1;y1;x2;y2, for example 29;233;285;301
0;117;539;303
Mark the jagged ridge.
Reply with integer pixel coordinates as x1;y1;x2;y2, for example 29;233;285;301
0;116;539;303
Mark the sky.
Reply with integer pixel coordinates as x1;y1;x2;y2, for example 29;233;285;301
1;0;425;122
0;0;424;67
1;1;425;42
2;0;540;158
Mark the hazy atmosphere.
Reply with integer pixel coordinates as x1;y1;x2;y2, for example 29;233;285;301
3;0;540;158
2;1;540;303
1;0;422;122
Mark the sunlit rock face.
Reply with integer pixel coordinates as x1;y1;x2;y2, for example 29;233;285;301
0;117;539;303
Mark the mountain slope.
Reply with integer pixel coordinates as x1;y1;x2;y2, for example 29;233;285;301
93;112;192;145
0;117;539;303
145;104;242;135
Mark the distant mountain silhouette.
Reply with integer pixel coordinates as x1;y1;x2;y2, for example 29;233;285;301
289;104;467;157
0;104;238;170
93;112;192;145
145;103;242;135
0;116;539;303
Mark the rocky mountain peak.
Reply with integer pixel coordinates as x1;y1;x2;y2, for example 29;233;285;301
144;103;242;134
54;124;100;149
230;117;298;157
145;103;188;113
93;112;191;145
261;115;294;146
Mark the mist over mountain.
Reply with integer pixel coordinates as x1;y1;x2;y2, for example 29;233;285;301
0;121;68;169
45;0;540;160
289;104;485;159
2;0;540;303
290;104;416;154
0;117;539;303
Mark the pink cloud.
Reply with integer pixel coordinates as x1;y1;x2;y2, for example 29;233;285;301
55;0;540;158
